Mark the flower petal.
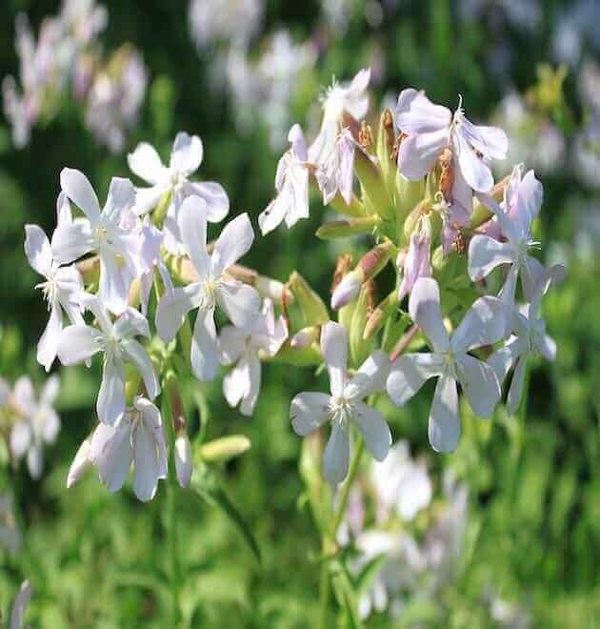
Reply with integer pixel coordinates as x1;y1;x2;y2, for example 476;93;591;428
50;219;95;264
57;324;102;365
10;421;31;459
521;256;546;303
177;195;211;278
99;250;130;315
175;433;192;488
507;356;527;416
218;325;248;365
132;418;161;501
323;423;350;485
211;213;255;277
155;284;201;342
428;372;460;453
170;132;203;174
386;353;444;406
454;130;494;192
24;224;52;276
353;402;391;461
345;350;390;401
122;339;160;400
217;280;261;329
60;168;101;222
258;197;288;236
240;353;261;416
37;305;63;372
290;392;331;436
27;445;43;479
184;181;229;222
395;88;451;134
97;357;126;425
190;307;219;381
458;354;501;418
459;118;508;160
102;177;136;222
451;296;506;353
467;235;514;282
398;128;448;180
127;142;164;184
223;360;248;409
89;421;132;492
409;278;450;353
321;321;348;398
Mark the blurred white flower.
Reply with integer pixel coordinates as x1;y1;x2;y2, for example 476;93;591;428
9;376;61;479
156;196;260;381
58;294;159;425
291;322;391;484
387;278;505;452
218;298;288;415
10;580;33;629
0;493;22;556
174;432;193;488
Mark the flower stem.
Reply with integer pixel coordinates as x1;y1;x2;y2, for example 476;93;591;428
330;436;364;538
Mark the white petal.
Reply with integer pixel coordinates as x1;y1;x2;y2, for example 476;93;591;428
512;170;542;238
540;334;557;362
24;224;52;276
459;119;508;160
454;131;494;192
27;446;43;479
211;213;255;277
323;423;350;484
132;419;161;501
37;305;63;372
451;296;506;353
66;438;91;488
507;357;527;415
177;195;211;277
353;403;391;461
97;357;126;425
127;142;164;184
170;132;203;174
51;219;94;264
155;284;201;342
488;337;526;386
98;250;130;315
60;168;101;222
114;307;151;340
102;177;135;221
321;321;348;398
41;408;60;443
10;581;33;629
223;360;248;409
395;88;451;134
428;372;460;453
458;354;501;418
409;278;450;353
344;68;371;120
345;350;390;401
258;197;287;236
290;392;331;436
10;421;31;459
175;433;193;488
386;353;444;406
283;165;310;228
190;307;219;381
398;128;448;180
184;181;229;222
218;280;261;329
122;339;160;399
240;353;261;416
467;235;514;282
521;256;546;303
135;397;168;479
90;421;132;492
218;325;248;365
57;324;102;365
134;185;165;215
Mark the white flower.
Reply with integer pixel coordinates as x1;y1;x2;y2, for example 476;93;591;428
156;196;260;381
488;266;562;414
88;396;167;501
58;294;159;425
468;166;545;309
10;580;33;629
315;127;356;205
308;68;371;166
258;124;310;235
128;131;229;252
25;214;83;371
370;441;432;523
398;231;432;302
51;168;143;314
9;376;61;479
218;298;288;415
396;88;508;192
174;433;193;488
386;277;506;453
290;322;391;484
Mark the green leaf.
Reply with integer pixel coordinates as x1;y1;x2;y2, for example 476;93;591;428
191;471;262;564
330;559;362;628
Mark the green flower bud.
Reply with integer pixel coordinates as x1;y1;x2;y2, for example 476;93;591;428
363;290;399;340
316;216;380;240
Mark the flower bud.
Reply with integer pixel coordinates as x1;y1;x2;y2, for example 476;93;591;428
354;147;394;220
331;270;362;310
395;174;426;229
199;435;251;463
349;280;375;367
376;108;397;191
255;276;289;304
66;438;92;488
290;325;320;349
363;290;399;340
287;271;329;325
175;433;193;488
316;216;380;240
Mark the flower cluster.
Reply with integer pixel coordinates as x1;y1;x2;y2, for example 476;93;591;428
27;68;562;502
2;0;147;152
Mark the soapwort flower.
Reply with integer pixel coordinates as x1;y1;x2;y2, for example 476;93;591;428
87;396;167;501
58;295;159;425
25;206;83;371
156;196;260;381
128;131;229;251
259;124;310;234
51;168;143;314
396;88;508;192
468;166;545;307
9;376;61;479
218;298;288;415
387;278;506;452
290;322;391;484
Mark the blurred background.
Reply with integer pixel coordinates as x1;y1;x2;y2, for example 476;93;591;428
0;0;599;626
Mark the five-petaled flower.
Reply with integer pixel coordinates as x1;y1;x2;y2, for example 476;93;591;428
386;278;506;453
290;322;392;484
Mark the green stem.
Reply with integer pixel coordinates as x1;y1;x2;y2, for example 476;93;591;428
318;547;332;629
330;437;365;538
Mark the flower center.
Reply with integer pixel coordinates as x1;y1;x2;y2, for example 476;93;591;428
329;396;354;429
199;279;218;311
35;277;58;307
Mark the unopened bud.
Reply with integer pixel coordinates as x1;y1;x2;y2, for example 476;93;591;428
199;435;251;463
331;270;362;310
349;281;375;367
255;276;289;304
66;438;92;488
376;109;397;193
316;216;380;240
469;174;510;230
403;200;431;241
359;120;374;150
76;255;100;285
175;433;193;488
438;148;454;201
363;290;399;340
291;326;320;349
395;175;426;229
287;272;329;325
354;149;394;220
